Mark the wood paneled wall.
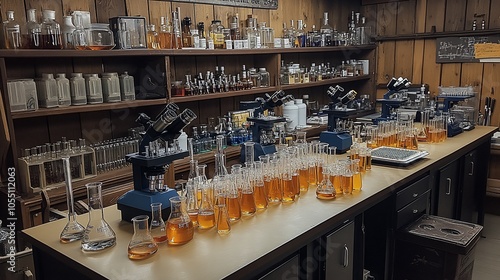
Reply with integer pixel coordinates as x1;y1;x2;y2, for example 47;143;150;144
363;0;500;127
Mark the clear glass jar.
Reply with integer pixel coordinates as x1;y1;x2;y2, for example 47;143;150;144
72;14;87;50
61;16;75;49
23;9;41;49
119;71;135;101
70;73;87;105
41;10;62;49
101;72;121;102
209;20;225;49
146;24;159;49
258;68;270;87
86;23;115;50
4;10;22;49
84;73;103;104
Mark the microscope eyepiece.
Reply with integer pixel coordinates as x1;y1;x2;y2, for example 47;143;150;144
164;108;198;135
151;109;177;133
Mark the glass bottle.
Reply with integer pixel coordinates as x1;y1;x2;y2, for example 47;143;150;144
320;12;333;46
3;10;21;49
55;73;71;107
316;171;335;200
81;182;116;251
119;71;135;101
295;20;306;48
258;68;270;87
191;28;200;48
209;20;225;49
128;215;158;260
149;202;167;243
61;16;75;49
117;20;131;49
60;157;85;243
41;10;62;49
23;9;41;49
171;8;183;49
70;73;87;105
166;196;194;245
230;14;241;40
147;24;159;49
197;22;207;49
216;203;231;235
72;13;87;50
158;16;172;49
181;17;193;48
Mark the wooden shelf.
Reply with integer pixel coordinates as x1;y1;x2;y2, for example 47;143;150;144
375;29;500;42
0;45;376;58
11;98;167;119
170;86;278;103
281;75;371;90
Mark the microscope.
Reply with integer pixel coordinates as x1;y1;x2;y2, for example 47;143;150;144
239;90;294;161
437;86;477;137
117;103;197;222
319;85;358;153
375;77;412;123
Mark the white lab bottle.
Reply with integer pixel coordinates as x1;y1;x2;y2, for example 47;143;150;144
70;73;87;105
295;98;307;127
84;74;103;104
283;101;299;131
178;130;188;151
36;73;59;108
55;73;71;107
101;72;121;103
119;71;135;101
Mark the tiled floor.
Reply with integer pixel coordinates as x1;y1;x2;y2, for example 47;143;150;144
472;213;500;280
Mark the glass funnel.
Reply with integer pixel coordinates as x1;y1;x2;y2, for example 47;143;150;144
81;182;116;251
128;215;158;260
60;157;85;243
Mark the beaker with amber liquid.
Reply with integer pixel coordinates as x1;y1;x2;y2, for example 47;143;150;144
198;186;216;229
225;174;242;221
166;196;194;245
128;215;158;260
216;203;231;235
351;159;362;191
340;161;353;195
240;167;257;215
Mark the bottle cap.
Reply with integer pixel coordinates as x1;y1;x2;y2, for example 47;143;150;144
295;98;303;104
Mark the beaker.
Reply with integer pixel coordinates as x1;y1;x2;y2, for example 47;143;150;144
351;159;362;191
81;182;116;251
60;157;85;243
150;203;167;243
128;215;158;260
166;196;194;245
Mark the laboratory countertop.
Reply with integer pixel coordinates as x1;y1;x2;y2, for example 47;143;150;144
21;126;497;280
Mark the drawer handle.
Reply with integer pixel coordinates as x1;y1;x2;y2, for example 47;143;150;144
469;162;474;176
343;244;349;268
446;178;452;195
413;209;418;214
412;193;418;198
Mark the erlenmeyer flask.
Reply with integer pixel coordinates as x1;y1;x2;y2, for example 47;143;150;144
185;182;199;227
128;215;158;260
81;182;116;251
216;203;231;235
225;174;241;221
166;196;194;245
240;167;256;215
197;186;215;229
60;157;85;243
253;161;268;210
316;171;335;200
150;202;167;243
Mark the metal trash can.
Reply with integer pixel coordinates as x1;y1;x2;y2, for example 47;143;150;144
394;215;482;280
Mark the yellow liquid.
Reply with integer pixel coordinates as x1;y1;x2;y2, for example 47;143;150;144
198;211;216;229
299;168;309;192
226;196;241;221
216;207;231;235
342;175;353;194
187;210;199;227
308;166;317;187
292;173;300;196
166;218;194;245
240;192;257;216
366;156;372;170
153;235;167;243
316;189;336;200
359;156;367;172
128;242;158;260
264;179;273;199
332;175;343;194
353;173;362;190
282;178;296;203
158;32;172;49
254;184;268;209
268;177;282;203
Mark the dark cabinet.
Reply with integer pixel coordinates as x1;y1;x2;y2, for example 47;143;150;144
259;254;300;280
460;150;477;223
321;221;355;280
437;160;460;218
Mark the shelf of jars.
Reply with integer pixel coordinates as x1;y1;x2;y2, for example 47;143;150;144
169;86;278;103
280;75;371;90
10;98;168;119
0;45;376;58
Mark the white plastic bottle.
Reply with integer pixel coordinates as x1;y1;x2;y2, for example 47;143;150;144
178;130;188;151
295;98;307;127
283;101;299;131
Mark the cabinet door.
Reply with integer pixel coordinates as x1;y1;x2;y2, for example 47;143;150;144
460;150;477;222
259;254;300;280
324;221;355;280
437;160;460;218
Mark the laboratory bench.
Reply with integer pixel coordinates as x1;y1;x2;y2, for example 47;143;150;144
20;126;496;280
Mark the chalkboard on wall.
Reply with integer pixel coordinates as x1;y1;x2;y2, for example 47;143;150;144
436;36;500;63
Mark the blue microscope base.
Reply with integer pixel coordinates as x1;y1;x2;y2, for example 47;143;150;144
117;189;179;222
319;131;353;154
